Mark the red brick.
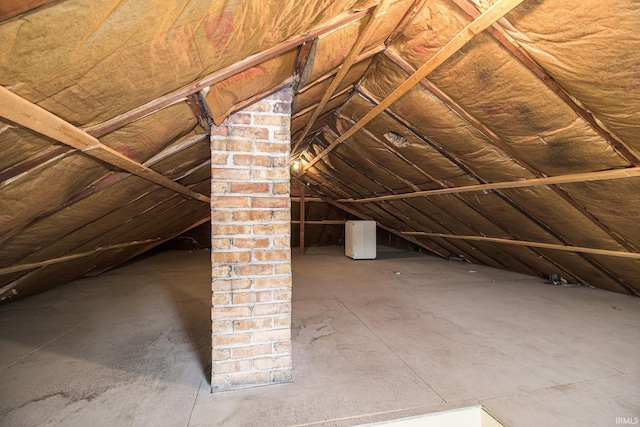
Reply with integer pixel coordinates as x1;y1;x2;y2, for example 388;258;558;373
253;223;289;235
252;327;291;341
274;290;292;301
213;332;251;346
211;306;251;320
211;182;230;194
254;250;290;262
213;360;253;374
228;371;270;386
272;369;293;382
253;303;291;317
230;182;269;194
273;130;290;141
233;318;272;331
211;168;251;180
212;320;233;333
213;278;252;291
274;341;291;354
229;126;269;140
212;292;231;305
234;154;271;167
274;314;291;327
253;169;289;180
252;197;290;209
211;153;229;165
231;292;255;304
233;238;269;249
273;211;290;221
253;355;291;370
212;251;251;263
227;113;251;124
232;344;272;359
274;101;291;114
244;101;270;112
272;183;289;194
211;238;231;249
274;263;291;274
210;139;251;152
212;349;231;361
210;126;228;137
212;266;231;278
210;210;229;222
232;210;273;222
273;237;290;248
211;224;251;235
254;277;290;289
211;196;251;208
254;115;289;127
235;264;272;276
255;141;289;153
256;291;272;302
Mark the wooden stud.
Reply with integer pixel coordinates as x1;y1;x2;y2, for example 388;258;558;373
299;181;306;254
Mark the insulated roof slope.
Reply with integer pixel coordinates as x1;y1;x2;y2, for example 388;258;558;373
1;0;639;304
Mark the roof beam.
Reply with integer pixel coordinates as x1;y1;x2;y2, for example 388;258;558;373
337;167;640;203
0;238;160;276
450;0;640;166
0;0;55;22
83;5;375;138
0;86;210;203
291;0;387;154
404;232;640;265
301;0;525;173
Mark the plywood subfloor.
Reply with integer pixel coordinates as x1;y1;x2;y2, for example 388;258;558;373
0;246;638;426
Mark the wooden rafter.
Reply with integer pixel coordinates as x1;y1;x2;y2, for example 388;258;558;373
450;0;640;166
0;0;55;22
291;0;387;154
404;232;640;264
83;5;375;138
0;86;210;203
186;92;213;134
301;0;526;173
337;167;640;203
0;239;160;276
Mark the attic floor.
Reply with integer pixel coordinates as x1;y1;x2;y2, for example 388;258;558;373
0;246;638;427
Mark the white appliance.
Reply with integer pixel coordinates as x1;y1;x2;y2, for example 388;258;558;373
345;220;376;259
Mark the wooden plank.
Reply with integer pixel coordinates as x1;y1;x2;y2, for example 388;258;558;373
301;0;526;173
0;239;160;276
0;86;210;203
291;1;386;154
450;0;640;166
83;6;374;138
404;232;640;263
299;182;306;254
186;92;213;134
0;0;55;22
290;197;325;202
337;167;640;203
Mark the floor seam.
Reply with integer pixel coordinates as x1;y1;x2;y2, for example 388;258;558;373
185;377;204;427
328;289;448;404
1;319;89;372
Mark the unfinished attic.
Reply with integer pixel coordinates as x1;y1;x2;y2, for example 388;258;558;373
1;0;639;425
